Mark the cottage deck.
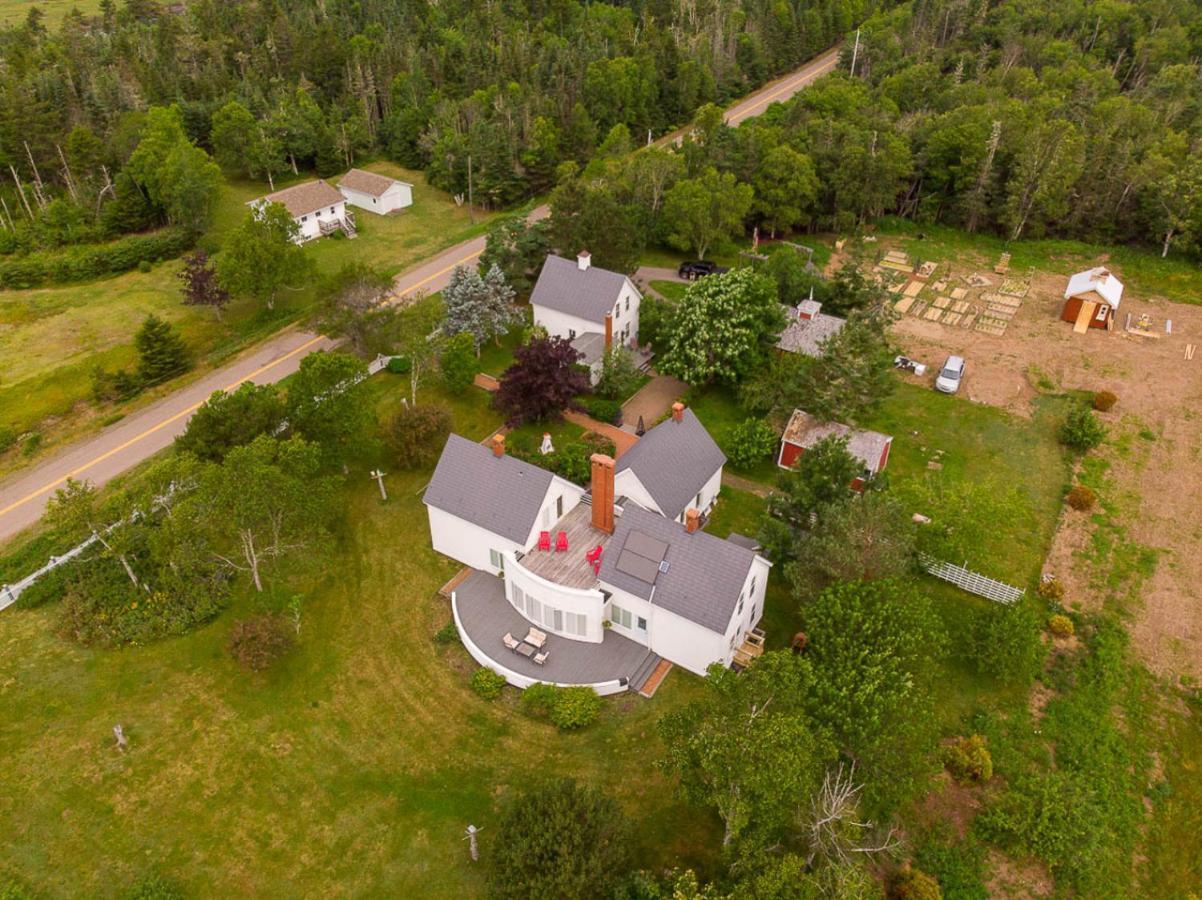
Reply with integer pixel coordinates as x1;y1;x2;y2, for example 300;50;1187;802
519;504;611;590
453;571;653;688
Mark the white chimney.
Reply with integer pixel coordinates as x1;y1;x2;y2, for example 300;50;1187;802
577;250;591;272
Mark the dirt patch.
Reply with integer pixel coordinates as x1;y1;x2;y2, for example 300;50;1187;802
879;244;1202;681
914;770;982;841
985;848;1054;899
1028;682;1056;728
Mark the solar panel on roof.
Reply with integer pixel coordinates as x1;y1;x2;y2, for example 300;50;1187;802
616;549;662;584
625;531;668;562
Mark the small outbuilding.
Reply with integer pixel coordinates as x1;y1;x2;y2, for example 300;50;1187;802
337;168;414;215
778;409;892;491
1061;267;1123;332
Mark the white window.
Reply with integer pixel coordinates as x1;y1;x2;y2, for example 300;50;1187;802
565;611;588;637
513;585;525;611
529;597;542;622
614;306;620;320
611;605;632;629
489;549;505;572
750;577;757;596
372;197;378;204
330;206;336;214
547;607;563;631
300;215;308;222
626;297;630;311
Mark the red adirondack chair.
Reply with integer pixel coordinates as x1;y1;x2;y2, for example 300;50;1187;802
537;531;551;552
585;545;603;565
555;531;569;552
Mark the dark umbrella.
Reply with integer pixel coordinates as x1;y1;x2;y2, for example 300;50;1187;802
636;416;646;437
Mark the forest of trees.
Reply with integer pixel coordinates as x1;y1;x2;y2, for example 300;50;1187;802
0;0;879;254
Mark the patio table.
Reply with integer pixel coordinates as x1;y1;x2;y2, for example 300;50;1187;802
514;642;536;659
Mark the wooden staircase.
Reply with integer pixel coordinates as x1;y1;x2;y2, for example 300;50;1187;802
630;653;671;698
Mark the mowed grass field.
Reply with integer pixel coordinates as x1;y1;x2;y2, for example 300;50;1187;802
0;376;718;897
0;0;102;24
0;162;494;441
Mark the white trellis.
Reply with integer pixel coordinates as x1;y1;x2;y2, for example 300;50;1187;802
918;554;1024;605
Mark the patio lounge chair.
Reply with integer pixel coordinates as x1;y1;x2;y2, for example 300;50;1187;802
555;531;568;552
537;531;551;551
503;633;521;651
526;627;548;649
533;650;549;666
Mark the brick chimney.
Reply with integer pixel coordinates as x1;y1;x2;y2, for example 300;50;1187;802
492;433;505;458
685;508;700;533
590;453;615;534
605;313;613;350
577;250;591;272
671;402;684;423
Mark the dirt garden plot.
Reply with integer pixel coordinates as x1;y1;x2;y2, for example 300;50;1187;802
887;260;1202;680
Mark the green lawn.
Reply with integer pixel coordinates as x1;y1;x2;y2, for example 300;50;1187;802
0;0;101;24
684;384;780;485
0;163;494;452
0;374;721;897
649;279;688;302
874;218;1202;302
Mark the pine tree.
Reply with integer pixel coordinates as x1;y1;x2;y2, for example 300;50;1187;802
442;264;517;355
135;314;190;386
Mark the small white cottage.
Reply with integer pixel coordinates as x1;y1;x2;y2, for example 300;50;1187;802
337;168;414;215
249;179;353;242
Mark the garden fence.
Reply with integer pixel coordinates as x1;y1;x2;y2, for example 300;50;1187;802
918;554;1024;605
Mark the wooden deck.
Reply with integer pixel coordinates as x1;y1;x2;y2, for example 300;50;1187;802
520;504;611;590
453;571;653;688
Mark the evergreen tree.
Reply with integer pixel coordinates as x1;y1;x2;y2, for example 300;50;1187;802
135;314;189;386
442;264;517;355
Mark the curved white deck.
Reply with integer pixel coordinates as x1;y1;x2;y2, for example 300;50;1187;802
452;571;653;696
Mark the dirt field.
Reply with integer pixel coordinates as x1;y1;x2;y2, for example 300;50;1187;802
881;257;1202;681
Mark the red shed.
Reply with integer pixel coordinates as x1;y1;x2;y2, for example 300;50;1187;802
777;409;892;491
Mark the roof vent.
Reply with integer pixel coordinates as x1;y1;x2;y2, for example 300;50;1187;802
658;560;670;574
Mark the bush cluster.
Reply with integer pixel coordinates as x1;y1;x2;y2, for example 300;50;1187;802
1048;614;1075;638
470;667;506;700
574;394;623;425
520;683;603;730
1065;484;1096;511
891;864;943;900
508;431;615;484
1037;577;1065;602
943;734;993;783
1059;405;1106;452
1092;390;1118;412
385;355;411;375
227;614;294;671
0;228;193;289
433;622;459;645
385;402;452;469
724;417;778;469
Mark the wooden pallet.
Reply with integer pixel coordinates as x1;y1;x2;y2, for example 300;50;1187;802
932;295;951;310
950;287;968;301
923;306;943;321
961;312;977;329
894;296;916;315
942;311;962;327
902;280;924;298
952;300;971;314
910;300;929;318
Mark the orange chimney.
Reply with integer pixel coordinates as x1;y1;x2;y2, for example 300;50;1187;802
492;433;505;457
685;508;700;533
671;402;684;423
590;453;615;534
605;313;613;350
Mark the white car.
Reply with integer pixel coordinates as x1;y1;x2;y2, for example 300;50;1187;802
935;355;965;394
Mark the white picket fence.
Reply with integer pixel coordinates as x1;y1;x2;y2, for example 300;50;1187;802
918;554;1024;605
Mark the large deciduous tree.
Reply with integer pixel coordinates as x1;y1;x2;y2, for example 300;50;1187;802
494;335;589;425
752;144;819;237
794;307;896;423
210;100;284;188
662;167;753;260
124;105;221;229
216;202;313;310
284;351;372;465
314;263;397;356
657;268;784;385
658;652;832;851
174;383;287;463
479;216;552;298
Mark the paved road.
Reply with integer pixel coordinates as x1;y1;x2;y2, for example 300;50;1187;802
0;44;843;545
0;330;335;541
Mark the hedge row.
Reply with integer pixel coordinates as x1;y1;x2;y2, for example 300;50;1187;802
0;228;194;289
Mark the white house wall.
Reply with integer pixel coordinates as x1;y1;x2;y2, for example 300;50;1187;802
613;470;663;517
519;477;586;547
531;278;641;349
603;584;654;648
505;555;606;643
531;305;603;341
341;183;413;215
648;608;730;676
426;505;524;575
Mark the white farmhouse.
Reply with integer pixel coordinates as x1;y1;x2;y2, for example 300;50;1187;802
423;406;769;696
529;252;644;383
337;168;414;215
248;179;355;242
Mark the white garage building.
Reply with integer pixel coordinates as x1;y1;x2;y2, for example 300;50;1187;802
337;168;414;215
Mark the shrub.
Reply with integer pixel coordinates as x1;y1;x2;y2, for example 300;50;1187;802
137;259;153;273
548;686;603;730
595;346;643;400
971;601;1047;687
488;779;630;900
92;366;143;403
892;863;943;900
0;227;193;289
0;426;16;454
440;331;478;390
575;395;623;425
385;402;452;469
0;874;34;900
433;622;459;645
385;355;412;375
520;682;559;718
1065;484;1096;511
1092;390;1117;412
20;433;41;458
470;666;506;700
1048;614;1075;638
1059;405;1106;452
227;614;293;671
724;417;778;469
1037;577;1065;601
943;734;993;782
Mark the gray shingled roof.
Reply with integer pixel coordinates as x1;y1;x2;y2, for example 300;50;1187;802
598;505;757;633
615;409;725;520
254;179;344;218
422;434;554;544
776;305;845;356
529;255;633;325
338;168;411;196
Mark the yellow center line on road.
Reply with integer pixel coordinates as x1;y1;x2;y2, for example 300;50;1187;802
726;53;841;120
394;246;485;299
0;333;328;518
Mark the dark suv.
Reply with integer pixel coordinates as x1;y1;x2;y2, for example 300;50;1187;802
677;260;729;280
